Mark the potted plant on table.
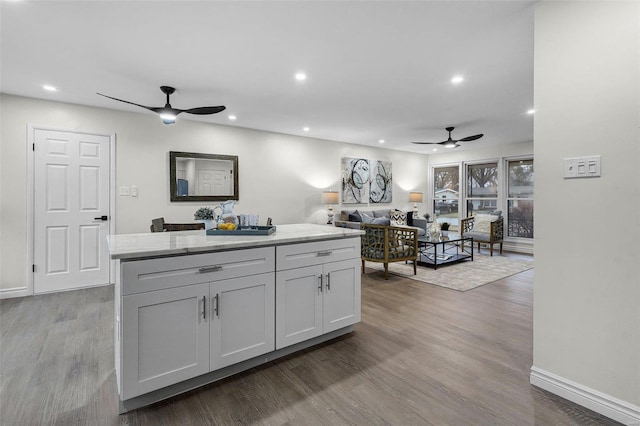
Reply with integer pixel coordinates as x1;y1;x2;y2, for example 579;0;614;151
440;222;450;237
194;206;216;230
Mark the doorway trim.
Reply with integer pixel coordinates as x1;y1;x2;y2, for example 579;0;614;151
25;124;116;296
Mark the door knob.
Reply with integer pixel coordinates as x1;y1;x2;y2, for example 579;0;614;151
94;215;108;221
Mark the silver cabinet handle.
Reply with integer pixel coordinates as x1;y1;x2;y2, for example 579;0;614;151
214;294;220;317
316;251;332;257
202;296;206;320
318;275;323;293
326;273;331;291
199;266;222;274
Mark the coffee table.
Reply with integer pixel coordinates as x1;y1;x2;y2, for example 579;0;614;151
416;233;473;269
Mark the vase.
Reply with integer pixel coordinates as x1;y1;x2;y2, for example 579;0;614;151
429;219;441;239
196;219;215;230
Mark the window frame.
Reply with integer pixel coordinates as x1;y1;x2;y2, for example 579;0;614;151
429;163;461;229
464;160;500;218
504;156;534;240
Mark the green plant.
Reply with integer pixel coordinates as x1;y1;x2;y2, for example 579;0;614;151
440;222;450;231
194;207;215;220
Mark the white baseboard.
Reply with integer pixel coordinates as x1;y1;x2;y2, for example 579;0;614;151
0;286;29;299
530;366;640;425
503;240;534;254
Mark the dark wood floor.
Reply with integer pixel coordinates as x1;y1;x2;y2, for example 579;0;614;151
1;254;620;425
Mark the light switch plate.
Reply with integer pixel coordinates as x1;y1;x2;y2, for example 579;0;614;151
564;156;601;179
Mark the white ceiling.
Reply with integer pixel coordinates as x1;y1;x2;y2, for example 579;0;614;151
0;1;535;153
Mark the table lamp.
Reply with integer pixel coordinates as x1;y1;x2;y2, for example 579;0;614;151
409;192;423;215
322;191;339;224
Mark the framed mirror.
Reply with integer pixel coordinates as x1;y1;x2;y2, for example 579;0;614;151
169;151;239;202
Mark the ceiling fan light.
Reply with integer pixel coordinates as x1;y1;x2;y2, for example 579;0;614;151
445;142;457;148
159;112;176;124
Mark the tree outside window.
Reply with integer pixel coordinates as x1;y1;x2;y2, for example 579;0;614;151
507;159;534;238
466;162;498;215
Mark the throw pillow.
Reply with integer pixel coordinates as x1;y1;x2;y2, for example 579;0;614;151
406;211;414;226
361;213;375;224
474;214;498;233
372;217;390;226
348;210;362;222
390;211;407;226
340;210;356;221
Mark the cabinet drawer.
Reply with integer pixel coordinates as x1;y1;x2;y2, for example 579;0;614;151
122;247;275;295
276;238;360;271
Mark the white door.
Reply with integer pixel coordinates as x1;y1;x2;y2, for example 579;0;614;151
198;168;229;195
33;129;111;293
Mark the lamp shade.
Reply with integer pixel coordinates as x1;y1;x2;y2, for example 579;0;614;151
322;191;339;204
408;192;423;203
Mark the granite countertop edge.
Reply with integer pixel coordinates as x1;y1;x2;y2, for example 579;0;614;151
107;223;364;261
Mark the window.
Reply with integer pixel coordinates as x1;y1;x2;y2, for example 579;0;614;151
432;165;460;229
507;159;534;238
466;162;498;216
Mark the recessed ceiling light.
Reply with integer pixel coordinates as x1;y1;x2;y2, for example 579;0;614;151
378;139;385;144
451;75;464;84
527;109;535;115
228;115;237;121
303;127;310;132
295;72;307;81
42;85;57;92
432;148;438;152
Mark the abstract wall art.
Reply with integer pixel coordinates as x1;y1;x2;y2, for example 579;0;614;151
369;160;392;203
341;157;369;203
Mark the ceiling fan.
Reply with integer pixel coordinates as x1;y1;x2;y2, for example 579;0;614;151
97;86;226;125
412;126;484;148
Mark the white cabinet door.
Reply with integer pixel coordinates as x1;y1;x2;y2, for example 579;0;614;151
323;259;361;333
275;265;323;350
210;273;275;370
122;283;209;399
276;258;360;349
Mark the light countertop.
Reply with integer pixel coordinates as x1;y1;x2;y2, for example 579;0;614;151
107;223;363;260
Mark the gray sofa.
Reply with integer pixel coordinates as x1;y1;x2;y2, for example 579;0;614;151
334;208;427;236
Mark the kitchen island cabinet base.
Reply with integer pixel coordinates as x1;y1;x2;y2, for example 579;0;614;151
118;324;355;413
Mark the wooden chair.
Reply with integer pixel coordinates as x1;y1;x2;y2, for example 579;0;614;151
460;215;504;256
360;223;418;279
150;217;205;232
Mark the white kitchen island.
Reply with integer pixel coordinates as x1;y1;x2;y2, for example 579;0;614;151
107;224;363;413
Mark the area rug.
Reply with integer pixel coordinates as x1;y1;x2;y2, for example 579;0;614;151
366;255;533;291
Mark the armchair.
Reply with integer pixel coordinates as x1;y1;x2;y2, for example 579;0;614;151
460;213;504;256
361;224;418;279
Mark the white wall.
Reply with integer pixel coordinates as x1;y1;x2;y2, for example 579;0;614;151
0;94;428;291
532;1;640;420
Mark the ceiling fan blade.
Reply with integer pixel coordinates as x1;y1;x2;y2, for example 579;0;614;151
96;92;156;112
411;141;445;145
180;106;226;115
459;134;484;142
